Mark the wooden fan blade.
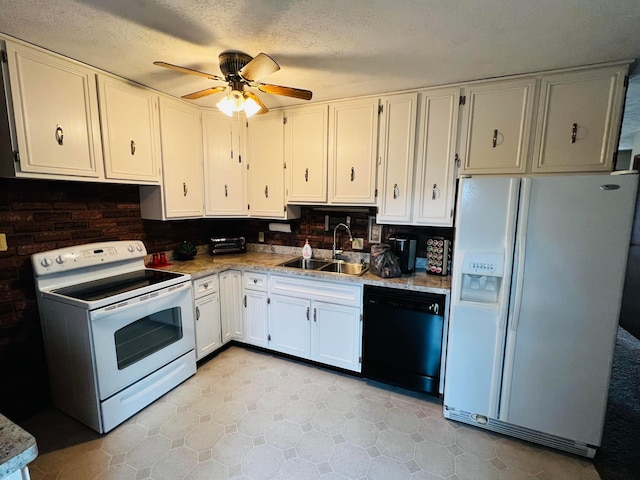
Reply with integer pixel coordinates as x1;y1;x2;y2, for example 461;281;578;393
154;61;223;81
258;84;313;101
245;92;269;115
240;53;280;81
182;86;226;100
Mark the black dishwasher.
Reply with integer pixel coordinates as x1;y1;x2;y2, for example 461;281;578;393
362;285;445;396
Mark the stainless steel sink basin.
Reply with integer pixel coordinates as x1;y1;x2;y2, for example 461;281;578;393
318;261;369;276
278;257;331;270
277;257;368;276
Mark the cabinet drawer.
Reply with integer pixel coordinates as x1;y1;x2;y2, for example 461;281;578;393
269;275;362;307
244;272;267;291
193;274;219;299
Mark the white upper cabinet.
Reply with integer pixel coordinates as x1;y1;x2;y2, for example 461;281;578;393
247;111;299;219
459;78;536;175
531;65;627;173
376;93;418;224
284;105;328;203
413;87;461;226
3;40;104;179
140;96;203;219
203;110;248;216
328;98;379;204
97;74;161;183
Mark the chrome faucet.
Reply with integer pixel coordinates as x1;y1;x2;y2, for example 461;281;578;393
333;223;353;259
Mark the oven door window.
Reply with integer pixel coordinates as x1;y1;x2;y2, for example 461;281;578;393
114;307;183;370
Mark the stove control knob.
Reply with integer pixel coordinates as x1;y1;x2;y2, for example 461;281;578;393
128;245;135;252
55;255;65;264
136;244;143;251
41;257;53;267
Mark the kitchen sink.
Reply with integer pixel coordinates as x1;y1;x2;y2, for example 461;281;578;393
277;257;368;276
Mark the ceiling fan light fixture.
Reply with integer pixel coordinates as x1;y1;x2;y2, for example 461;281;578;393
216;89;244;116
242;94;262;118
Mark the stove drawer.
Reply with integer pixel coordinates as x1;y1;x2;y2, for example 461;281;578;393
193;274;219;299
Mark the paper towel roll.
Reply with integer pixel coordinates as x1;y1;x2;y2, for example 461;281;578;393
268;223;292;233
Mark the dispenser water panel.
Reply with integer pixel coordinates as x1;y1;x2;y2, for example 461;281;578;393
459;253;504;304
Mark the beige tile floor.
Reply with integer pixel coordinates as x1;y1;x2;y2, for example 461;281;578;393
26;346;600;480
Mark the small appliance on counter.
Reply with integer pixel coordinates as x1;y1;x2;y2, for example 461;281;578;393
387;234;417;274
209;236;246;255
426;236;451;276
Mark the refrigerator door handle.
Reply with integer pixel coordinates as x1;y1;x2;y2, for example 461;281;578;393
508;177;531;333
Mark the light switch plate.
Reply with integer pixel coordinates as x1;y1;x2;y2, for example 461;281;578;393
0;233;7;252
258;232;265;243
352;238;364;250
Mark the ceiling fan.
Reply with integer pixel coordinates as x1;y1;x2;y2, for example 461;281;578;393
154;51;312;117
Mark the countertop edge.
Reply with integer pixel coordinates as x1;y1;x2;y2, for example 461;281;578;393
0;414;37;478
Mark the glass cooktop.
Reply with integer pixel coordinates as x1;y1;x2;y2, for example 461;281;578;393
53;269;185;302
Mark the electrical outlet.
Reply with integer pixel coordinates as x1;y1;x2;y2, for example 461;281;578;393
258;232;265;243
0;233;7;252
352;237;364;250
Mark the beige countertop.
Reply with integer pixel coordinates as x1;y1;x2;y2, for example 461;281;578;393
0;413;37;478
162;252;451;295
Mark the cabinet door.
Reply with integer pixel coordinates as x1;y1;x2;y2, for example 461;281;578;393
219;270;243;343
194;293;221;360
247;111;286;218
459;78;536;175
6;41;103;178
413;87;461;226
532;66;627;173
376;93;418;223
285;105;328;203
97;75;161;183
158;97;204;218
243;289;268;348
268;294;311;358
328;98;379;204
203;111;248;216
312;301;362;372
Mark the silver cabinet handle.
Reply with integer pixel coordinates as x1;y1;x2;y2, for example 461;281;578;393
196;306;200;320
571;123;577;144
305;168;309;182
55;125;64;145
203;283;209;288
350;167;355;182
393;183;399;199
183;182;188;196
432;183;439;200
224;184;228;197
264;185;269;198
492;129;498;148
130;140;136;155
306;306;310;321
313;308;317;322
244;295;247;307
253;278;258;284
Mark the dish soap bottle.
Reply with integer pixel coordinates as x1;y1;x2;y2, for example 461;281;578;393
302;239;313;259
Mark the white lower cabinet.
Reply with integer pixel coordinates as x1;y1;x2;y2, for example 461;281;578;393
219;270;243;343
193;274;221;360
268;274;362;372
243;272;269;348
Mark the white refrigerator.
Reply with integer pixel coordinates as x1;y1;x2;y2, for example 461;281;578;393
443;173;638;457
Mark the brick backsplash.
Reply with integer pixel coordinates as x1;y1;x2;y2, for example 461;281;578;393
0;177;452;421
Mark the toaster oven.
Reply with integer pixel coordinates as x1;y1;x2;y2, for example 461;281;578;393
209;236;246;255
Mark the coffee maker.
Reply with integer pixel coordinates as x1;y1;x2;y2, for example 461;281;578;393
387;234;417;274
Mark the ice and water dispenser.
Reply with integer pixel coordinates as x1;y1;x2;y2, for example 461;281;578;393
459;253;504;303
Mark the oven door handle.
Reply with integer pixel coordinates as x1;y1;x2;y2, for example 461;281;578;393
91;283;190;321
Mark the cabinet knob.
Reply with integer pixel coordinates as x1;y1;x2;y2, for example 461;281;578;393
130;140;136;155
55;125;64;145
570;123;578;144
253;279;258;284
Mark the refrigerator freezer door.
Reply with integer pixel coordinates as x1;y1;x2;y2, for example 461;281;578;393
499;174;638;445
444;177;520;417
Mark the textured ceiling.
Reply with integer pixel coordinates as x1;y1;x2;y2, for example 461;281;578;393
1;0;640;148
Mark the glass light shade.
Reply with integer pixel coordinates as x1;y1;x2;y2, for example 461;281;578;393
216;90;244;117
242;95;262;118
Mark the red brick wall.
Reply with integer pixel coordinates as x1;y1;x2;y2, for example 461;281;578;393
0;177;451;421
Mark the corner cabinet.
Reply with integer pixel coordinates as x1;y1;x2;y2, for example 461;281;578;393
246;111;299;219
284;105;328;203
242;272;268;348
531;65;627;173
140;96;204;219
459;78;536;175
203;110;248;216
376;93;418;223
219;269;243;343
193;274;222;360
2;40;104;179
328;98;379;205
97;74;161;184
